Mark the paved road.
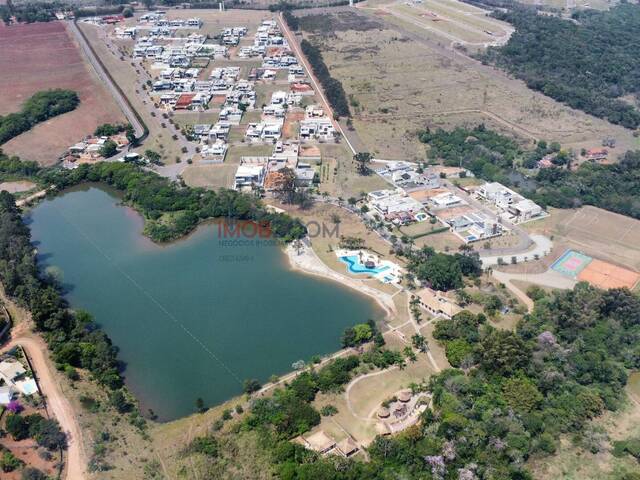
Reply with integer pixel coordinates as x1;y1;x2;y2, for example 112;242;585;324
278;13;358;155
481;234;552;267
68;20;145;139
1;334;87;480
70;21;198;169
370;0;514;49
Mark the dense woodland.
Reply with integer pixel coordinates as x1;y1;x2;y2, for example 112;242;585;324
0;90;79;145
405;245;483;291
184;283;640;479
485;4;640;128
419;125;523;182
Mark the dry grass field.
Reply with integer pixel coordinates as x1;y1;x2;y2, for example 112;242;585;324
386;0;511;46
297;9;638;161
0;21;124;165
523;205;640;272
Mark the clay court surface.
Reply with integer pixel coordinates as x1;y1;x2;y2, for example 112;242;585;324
578;259;640;290
524;205;640;272
552;249;640;290
0;21;124;165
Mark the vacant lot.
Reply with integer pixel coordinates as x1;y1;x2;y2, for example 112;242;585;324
386;0;511;46
523;205;640;272
0;21;124;165
296;10;637;161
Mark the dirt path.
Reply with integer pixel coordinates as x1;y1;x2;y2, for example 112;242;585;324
15;189;48;207
492;268;576;312
1;335;87;480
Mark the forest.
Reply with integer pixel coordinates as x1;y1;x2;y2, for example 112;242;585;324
486;4;640;129
419;124;522;182
0;90;80;145
404;245;483;292
217;283;640;479
531;149;640;219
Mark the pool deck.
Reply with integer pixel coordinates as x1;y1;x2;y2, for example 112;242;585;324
335;249;403;284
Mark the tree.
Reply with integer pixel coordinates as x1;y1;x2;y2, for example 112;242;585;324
354;152;372;175
122;7;133;17
0;450;23;472
30;417;67;450
412;253;463;291
243;379;261;394
21;468;49;480
411;334;428;352
145;149;162;165
196;397;207;413
99;139;118;158
477;330;530;376
444;339;474;367
187;435;218;457
108;389;131;414
5;414;29;440
502;376;543;413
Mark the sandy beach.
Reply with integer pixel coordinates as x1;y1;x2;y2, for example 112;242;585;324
285;241;398;321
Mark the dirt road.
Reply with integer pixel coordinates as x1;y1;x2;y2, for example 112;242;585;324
2;334;87;480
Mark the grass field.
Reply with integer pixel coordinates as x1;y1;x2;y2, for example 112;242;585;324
524;206;640;272
0;21;124;165
387;1;510;45
297;10;638;161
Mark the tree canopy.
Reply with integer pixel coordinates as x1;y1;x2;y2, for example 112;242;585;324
485;4;640;128
0;89;79;145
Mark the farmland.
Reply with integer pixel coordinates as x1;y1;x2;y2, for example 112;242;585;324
294;7;637;161
0;21;124;165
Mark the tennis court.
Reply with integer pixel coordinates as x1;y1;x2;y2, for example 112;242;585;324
550;250;593;279
578;259;640;290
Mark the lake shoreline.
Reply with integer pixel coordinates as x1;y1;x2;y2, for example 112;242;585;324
284;242;397;322
30;186;383;420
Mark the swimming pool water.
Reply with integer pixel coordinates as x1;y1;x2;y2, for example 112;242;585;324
340;255;390;274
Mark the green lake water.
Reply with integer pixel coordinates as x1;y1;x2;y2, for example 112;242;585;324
28;186;383;421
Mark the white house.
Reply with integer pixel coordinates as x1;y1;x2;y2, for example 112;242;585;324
235;164;266;190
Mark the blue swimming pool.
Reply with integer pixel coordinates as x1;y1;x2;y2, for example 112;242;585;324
340;255;390;275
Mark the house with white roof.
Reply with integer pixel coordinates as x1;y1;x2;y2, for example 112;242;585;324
235;164;266;190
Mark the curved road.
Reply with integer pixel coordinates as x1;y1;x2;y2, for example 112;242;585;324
1;334;86;480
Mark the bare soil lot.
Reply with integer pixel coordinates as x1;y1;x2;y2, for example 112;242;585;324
298;10;637;161
0;21;124;165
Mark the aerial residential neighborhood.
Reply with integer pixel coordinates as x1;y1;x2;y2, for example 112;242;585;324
1;0;640;479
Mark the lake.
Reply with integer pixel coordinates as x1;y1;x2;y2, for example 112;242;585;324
28;186;383;421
